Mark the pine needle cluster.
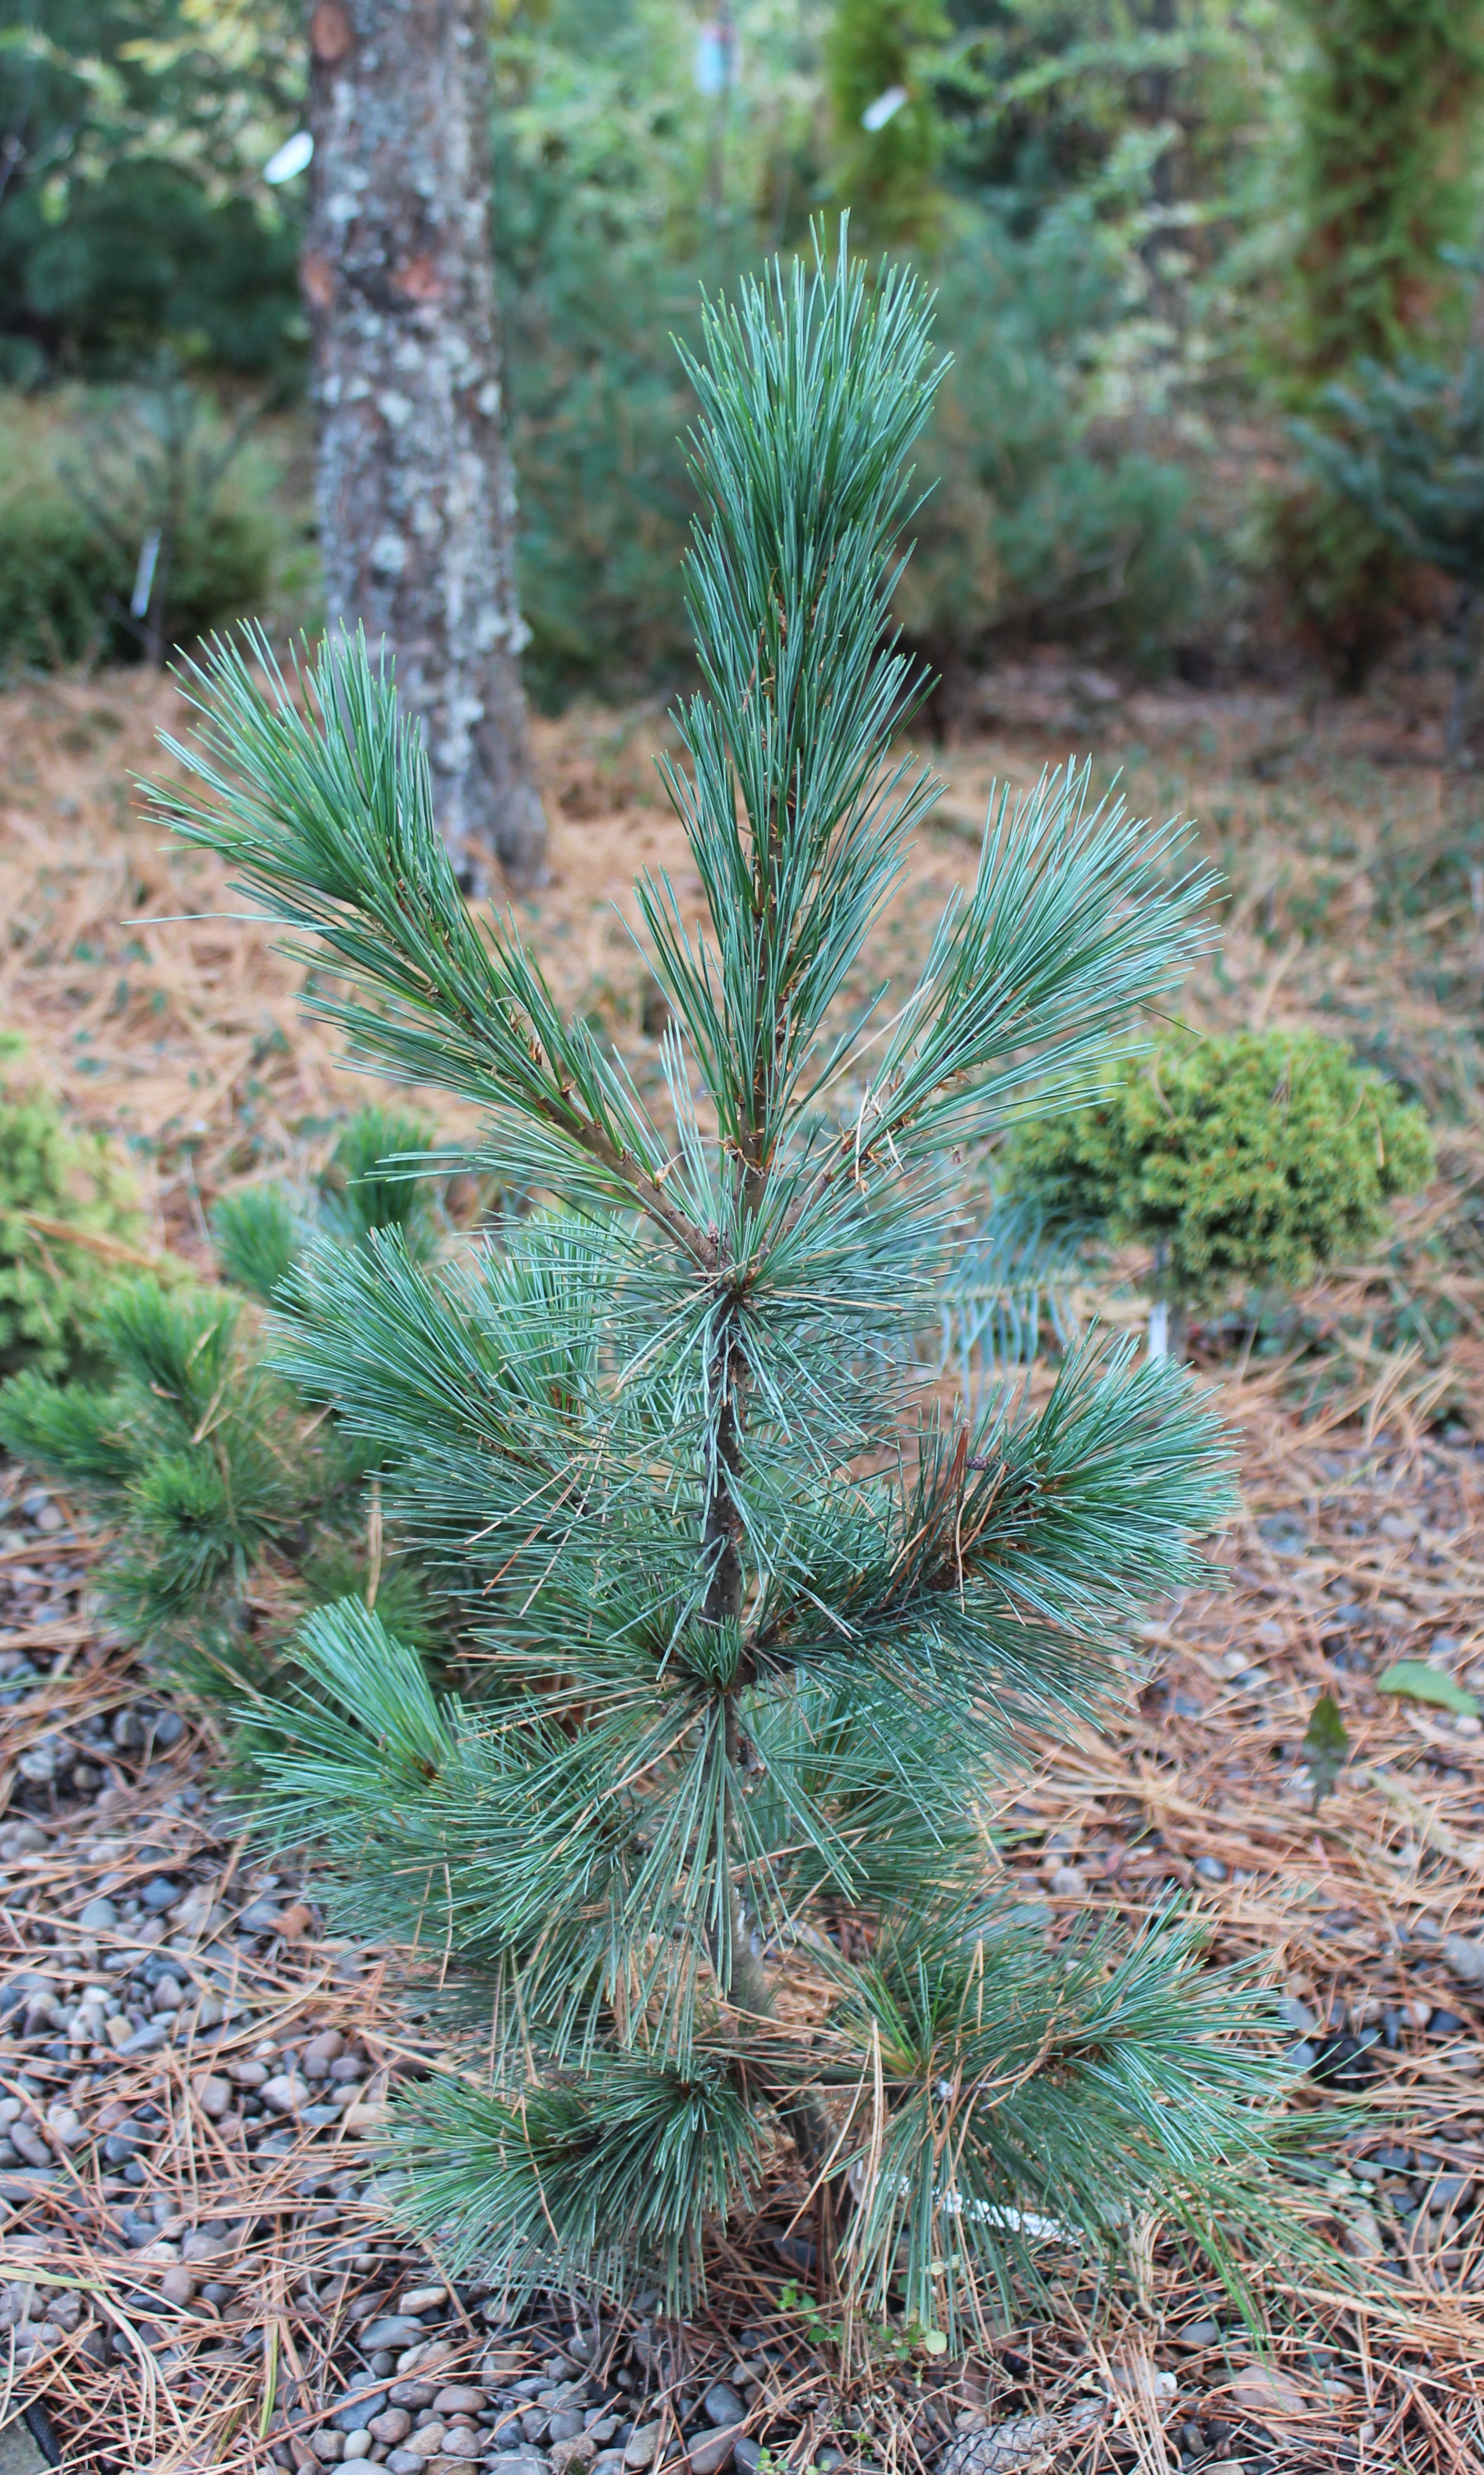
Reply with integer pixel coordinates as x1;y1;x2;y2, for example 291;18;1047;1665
147;239;1301;2335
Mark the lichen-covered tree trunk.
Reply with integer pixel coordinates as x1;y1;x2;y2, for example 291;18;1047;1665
303;0;547;887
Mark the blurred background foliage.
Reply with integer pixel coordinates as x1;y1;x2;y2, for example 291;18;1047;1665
3;0;1484;702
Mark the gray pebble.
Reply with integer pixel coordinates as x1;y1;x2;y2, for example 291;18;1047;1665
334;2391;383;2433
703;2385;744;2429
1277;1996;1315;2035
78;1897;119;1934
139;1876;184;1912
118;2020;169;2056
359;2316;427;2350
1256;1514;1308;1552
1429;2174;1475;2214
733;2448;763;2475
238;1897;285;1932
1193;1855;1229;1883
547;2414;584;2443
0;2172;60;2200
688;2436;735;2475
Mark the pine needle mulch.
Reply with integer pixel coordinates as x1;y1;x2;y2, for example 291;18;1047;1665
2;663;1484;2472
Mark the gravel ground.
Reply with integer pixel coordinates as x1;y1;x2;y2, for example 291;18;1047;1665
5;1431;1484;2475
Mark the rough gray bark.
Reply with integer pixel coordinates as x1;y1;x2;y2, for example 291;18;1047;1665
304;0;547;887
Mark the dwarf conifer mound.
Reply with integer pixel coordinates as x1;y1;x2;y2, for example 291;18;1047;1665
1006;1026;1433;1358
0;1080;144;1380
152;241;1303;2333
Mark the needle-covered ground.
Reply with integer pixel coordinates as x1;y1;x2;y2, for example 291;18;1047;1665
2;653;1483;2472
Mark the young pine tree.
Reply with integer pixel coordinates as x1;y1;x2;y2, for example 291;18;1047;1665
154;243;1293;2332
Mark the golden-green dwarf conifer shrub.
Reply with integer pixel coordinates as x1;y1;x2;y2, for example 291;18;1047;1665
1005;1028;1433;1312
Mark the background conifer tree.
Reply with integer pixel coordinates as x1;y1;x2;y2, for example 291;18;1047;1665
152;238;1297;2332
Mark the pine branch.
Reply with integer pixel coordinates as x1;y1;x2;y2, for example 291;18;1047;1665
153;631;709;1266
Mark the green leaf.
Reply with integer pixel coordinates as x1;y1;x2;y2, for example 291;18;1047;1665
1301;1693;1349;1813
1376;1661;1480;1718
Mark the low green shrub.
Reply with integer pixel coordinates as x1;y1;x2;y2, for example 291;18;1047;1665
1005;1028;1435;1349
501;201;1204;698
4;160;306;386
900;211;1203;671
492;5;1206;698
0;1075;145;1379
0;1107;447;1692
0;384;291;672
0;492;276;672
0;500;123;669
825;0;948;248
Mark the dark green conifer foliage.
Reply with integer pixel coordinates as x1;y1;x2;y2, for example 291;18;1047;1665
1273;1;1484;683
1296;350;1484;757
0;1106;445;1692
213;1105;441;1303
150;241;1298;2330
1287;0;1484;380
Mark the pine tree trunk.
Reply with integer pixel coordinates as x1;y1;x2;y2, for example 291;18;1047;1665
302;0;547;889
